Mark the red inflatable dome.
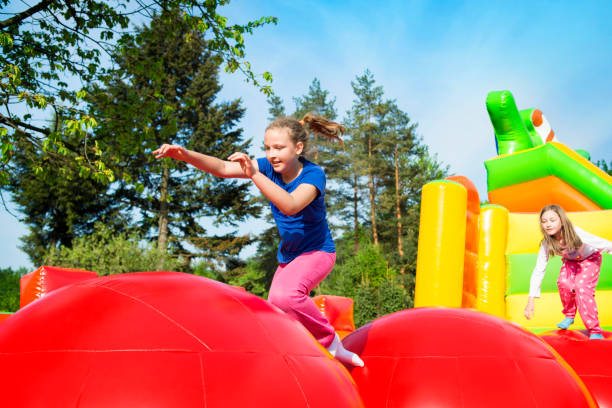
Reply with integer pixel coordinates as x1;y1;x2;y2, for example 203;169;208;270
541;330;612;408
342;307;596;407
0;272;362;407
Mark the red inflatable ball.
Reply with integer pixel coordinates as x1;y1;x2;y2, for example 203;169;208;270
342;307;596;408
0;272;362;407
541;330;612;408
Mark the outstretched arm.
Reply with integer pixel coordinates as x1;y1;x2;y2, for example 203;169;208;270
153;144;257;179
228;152;318;216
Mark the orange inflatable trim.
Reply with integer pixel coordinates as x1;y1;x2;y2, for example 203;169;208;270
446;176;481;308
488;175;601;212
20;265;97;308
313;295;355;339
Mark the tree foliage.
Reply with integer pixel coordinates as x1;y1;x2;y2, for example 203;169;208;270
596;159;612;176
5;121;127;264
1;0;277;186
225;226;279;297
316;230;413;327
0;267;25;312
342;71;385;247
44;222;181;276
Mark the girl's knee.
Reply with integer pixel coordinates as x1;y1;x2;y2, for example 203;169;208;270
268;290;305;311
268;290;289;310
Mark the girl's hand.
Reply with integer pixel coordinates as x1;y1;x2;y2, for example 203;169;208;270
153;144;187;161
524;297;535;320
228;152;257;178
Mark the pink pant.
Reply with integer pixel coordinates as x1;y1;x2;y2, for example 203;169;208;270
267;251;336;348
557;251;602;335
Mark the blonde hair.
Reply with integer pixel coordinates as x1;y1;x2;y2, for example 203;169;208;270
539;204;582;257
266;113;344;155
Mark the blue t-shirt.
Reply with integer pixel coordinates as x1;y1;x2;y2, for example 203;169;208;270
257;157;335;263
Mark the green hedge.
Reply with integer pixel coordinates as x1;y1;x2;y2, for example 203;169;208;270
0;267;25;312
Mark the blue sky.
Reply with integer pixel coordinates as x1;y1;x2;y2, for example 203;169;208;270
2;0;611;270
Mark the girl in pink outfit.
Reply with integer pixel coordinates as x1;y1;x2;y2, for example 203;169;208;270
154;113;364;366
524;204;612;339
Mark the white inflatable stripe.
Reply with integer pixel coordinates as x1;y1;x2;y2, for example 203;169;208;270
534;114;555;142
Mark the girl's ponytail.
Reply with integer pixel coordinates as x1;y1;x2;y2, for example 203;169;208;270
300;113;345;147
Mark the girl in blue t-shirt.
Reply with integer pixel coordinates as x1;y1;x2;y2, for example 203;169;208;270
154;113;364;367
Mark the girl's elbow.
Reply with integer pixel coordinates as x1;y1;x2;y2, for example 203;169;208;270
280;207;298;216
278;203;301;216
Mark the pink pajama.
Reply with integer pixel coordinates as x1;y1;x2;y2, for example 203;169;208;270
557;251;603;335
267;251;336;348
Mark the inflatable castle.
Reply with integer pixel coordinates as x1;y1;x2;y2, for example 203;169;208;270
0;90;610;407
415;90;612;332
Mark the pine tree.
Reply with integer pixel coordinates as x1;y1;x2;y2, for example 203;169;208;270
374;99;447;273
87;11;259;268
596;160;612;175
267;95;286;120
345;70;385;247
322;71;447;324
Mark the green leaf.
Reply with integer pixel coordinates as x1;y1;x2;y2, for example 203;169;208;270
0;33;13;47
84;116;98;129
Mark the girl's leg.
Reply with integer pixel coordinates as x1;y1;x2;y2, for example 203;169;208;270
267;251;336;348
557;260;578;320
574;252;603;335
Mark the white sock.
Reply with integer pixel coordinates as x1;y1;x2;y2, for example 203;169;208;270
327;333;364;367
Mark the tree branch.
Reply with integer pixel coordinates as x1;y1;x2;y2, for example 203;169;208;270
0;113;51;136
46;8;115;60
0;0;53;29
0;191;21;219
